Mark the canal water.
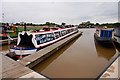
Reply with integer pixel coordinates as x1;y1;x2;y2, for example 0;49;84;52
32;29;120;78
0;43;15;54
0;29;119;78
0;44;10;54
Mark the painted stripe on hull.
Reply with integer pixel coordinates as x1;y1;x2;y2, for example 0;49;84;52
36;30;78;48
10;49;37;55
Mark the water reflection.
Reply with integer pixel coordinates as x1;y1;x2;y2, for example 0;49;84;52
0;45;9;51
0;45;9;54
33;35;81;72
0;44;14;54
94;39;116;61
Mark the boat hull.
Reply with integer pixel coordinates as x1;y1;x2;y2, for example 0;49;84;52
10;47;37;55
10;31;78;55
94;33;113;47
114;35;120;45
10;27;79;56
113;36;120;52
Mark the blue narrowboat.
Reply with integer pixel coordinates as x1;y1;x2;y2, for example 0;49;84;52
94;27;114;46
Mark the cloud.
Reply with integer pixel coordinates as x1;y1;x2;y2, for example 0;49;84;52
3;0;120;2
0;0;2;22
2;2;118;24
118;2;120;22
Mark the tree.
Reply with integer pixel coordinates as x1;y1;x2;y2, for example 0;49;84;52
61;22;66;26
79;21;95;28
113;23;120;27
95;23;100;26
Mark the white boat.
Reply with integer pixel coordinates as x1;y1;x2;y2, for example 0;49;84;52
114;27;120;44
10;27;78;56
113;27;120;51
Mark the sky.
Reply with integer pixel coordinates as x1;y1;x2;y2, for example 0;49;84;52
1;0;119;25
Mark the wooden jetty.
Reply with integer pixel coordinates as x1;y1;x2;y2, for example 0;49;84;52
99;55;120;79
0;54;46;79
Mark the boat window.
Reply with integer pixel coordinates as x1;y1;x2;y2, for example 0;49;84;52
74;28;77;31
69;29;71;32
67;29;71;33
54;32;60;39
61;30;67;36
58;31;62;37
114;28;120;37
66;30;69;34
71;29;74;32
73;28;74;31
64;30;67;34
47;33;54;38
35;34;47;45
46;33;55;42
61;31;64;36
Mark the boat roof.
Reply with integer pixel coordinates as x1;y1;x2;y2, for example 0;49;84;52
31;27;75;33
96;28;113;30
18;27;76;35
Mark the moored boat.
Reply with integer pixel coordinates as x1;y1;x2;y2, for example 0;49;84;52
94;27;114;46
0;24;18;45
10;26;78;57
0;33;17;45
113;27;120;46
112;27;120;52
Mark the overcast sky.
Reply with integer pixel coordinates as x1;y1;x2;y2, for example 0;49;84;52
1;0;119;24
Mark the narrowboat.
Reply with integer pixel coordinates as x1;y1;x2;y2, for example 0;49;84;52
113;27;120;46
10;27;78;57
113;27;120;52
94;27;114;46
0;25;18;45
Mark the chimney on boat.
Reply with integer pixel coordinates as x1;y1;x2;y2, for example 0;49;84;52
24;23;26;31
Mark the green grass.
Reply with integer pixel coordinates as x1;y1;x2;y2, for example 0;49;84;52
17;27;42;32
7;27;42;37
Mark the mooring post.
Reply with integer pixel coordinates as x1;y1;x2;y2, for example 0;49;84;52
20;47;23;60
